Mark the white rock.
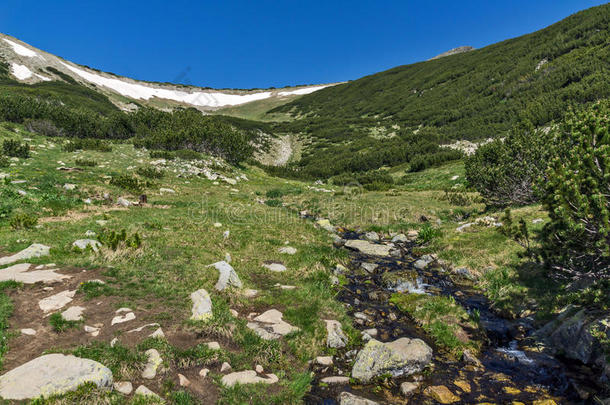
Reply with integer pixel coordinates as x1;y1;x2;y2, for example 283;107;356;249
63;184;76;191
344;240;392;256
190;289;212;321
223;230;230;239
160;188;175;194
278;246;297;255
114;381;133;395
208;261;242;291
117;197;131;207
127;323;160;333
321;376;350;384
0;244;50;266
262;262;287;272
85;230;96;237
20;328;36;336
178;373;190;387
72;239;101;252
199;368;209;378
221;370;278;387
110;338;119;347
325;320;348;348
206;342;221;350
255;364;264;373
142;349;163;379
213;222;222;228
134;385;160;399
38;290;75;312
111;312;136;325
61;306;85;321
0;263;70;284
0;354;112;400
115;307;133;314
220;362;232;373
150;327;165;338
315;356;333;366
246;309;300;340
243;289;258;298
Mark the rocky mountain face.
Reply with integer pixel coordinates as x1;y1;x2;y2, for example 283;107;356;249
428;46;475;60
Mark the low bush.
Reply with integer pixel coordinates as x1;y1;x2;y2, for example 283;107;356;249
417;223;442;244
63;138;112;152
9;212;38;230
98;229;142;250
75;158;97;167
25;119;62;137
109;174;149;193
2;139;29;159
136;166;164;179
0;155;8;168
149;150;175;160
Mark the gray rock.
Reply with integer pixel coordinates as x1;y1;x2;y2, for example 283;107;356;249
338;391;379;405
114;381;133;395
38;290;75;312
400;381;420;397
0;354;112;400
134;385;160;399
0;263;70;284
344;240;391;256
0;244;50;266
208;261;242;291
61;306;85;321
360;262;378;274
351;338;433;382
117;197;132;207
221;370;278;387
278;246;297;255
190;289;213;321
391;234;408;243
21;328;36;336
325;319;348;348
142;349;163;379
247;309;299;340
321;376;350;384
72;239;101;252
364;231;379;241
262;262;286;272
315;356;333;366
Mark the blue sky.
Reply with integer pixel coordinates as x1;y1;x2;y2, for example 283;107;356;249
1;1;606;89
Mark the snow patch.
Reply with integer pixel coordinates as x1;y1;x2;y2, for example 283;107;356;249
3;38;41;58
278;85;330;96
59;62;272;107
9;63;50;81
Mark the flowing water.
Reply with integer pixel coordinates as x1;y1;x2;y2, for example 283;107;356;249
305;229;604;404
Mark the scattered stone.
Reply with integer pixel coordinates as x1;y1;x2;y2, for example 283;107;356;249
247;309;300;340
334;264;347;275
83;198;92;205
206;342;221;350
0;244;50;266
262;262;287;272
424;385;460;404
114;381;133;395
0;354;112;400
199;368;210;378
20;328;36;336
400;381;420;397
39;290;76;312
360;262;378;273
321;376;350;384
160;188;175;194
532;218;544;224
351;338;433;382
134;385;160;399
84;325;100;336
344;240;391;256
61;306;85;321
0;263;70;284
63;183;76;191
315;356;333;366
208;261;242;291
111;311;136;325
117;197;131;207
142;349;163;379
364;231;379;241
190;289;212;321
453;379;471;393
220;362;232;373
17;190;27;196
391;234;408;243
127;323;160;333
278;246;297;255
225;252;232;263
96;220;108;226
150;328;165;338
221;370;278;387
178;373;190;387
213;222;222;228
230;309;238;317
72;239;101;252
255;364;264;373
462;349;482;368
243;289;258;298
338;391;379;405
316;219;335;232
110;338;119;347
85;230;96;237
325;320;348;348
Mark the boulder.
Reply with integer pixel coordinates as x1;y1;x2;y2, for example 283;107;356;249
0;244;50;266
0;263;70;284
338;392;379;405
190;289;212;321
72;239;101;252
351;338;432;382
221;370;278;387
363;232;379;241
0;354;112;400
325;320;348;348
208;261;242;291
344;240;391;256
247;309;299;340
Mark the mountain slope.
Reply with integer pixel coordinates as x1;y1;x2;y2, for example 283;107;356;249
273;4;610;146
0;34;334;112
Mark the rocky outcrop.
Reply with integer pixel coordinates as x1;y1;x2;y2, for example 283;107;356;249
0;244;50;266
351;338;432;382
344;240;392;256
247;309;300;340
429;46;474;60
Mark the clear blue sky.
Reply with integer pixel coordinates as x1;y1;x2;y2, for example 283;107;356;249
1;0;607;89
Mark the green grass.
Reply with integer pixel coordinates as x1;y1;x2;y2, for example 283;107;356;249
49;312;82;332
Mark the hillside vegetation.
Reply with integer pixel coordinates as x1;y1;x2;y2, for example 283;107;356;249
266;4;610;178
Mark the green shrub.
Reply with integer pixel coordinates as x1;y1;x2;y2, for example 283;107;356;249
174;149;202;160
63;138;112;152
265;188;285;198
75;158;97;167
149;150;175;160
539;101;610;279
0;155;8;168
2;139;29;158
109;174;149;193
25;119;62;137
465;122;551;207
136;166;164;179
98;229;142;250
265;199;282;207
417;223;442;244
9;212;38;230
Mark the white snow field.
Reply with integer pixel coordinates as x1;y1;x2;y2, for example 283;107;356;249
278;85;330;96
3;38;41;58
10;63;51;81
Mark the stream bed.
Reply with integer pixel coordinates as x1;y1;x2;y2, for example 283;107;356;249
305;228;603;404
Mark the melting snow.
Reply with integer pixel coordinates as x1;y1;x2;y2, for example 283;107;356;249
278;85;330;96
3;38;41;58
10;63;51;81
60;62;273;107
